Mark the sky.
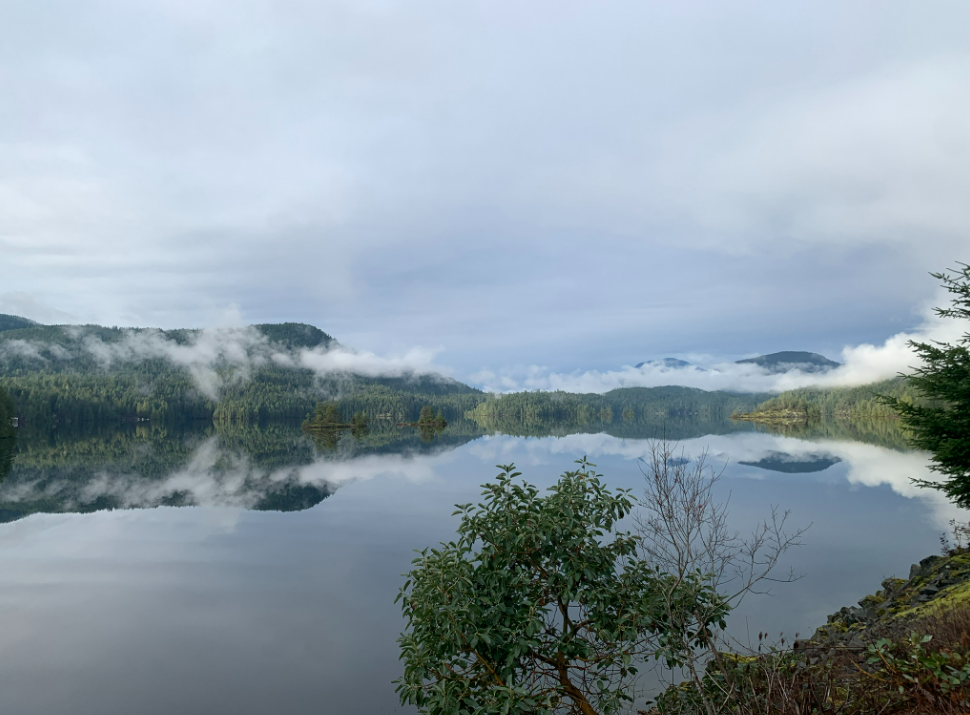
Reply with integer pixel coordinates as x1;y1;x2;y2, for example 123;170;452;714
2;0;969;388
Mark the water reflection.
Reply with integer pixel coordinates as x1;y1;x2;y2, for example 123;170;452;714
0;437;13;482
739;451;842;474
0;423;480;522
0;418;964;715
0;417;951;526
467;428;960;529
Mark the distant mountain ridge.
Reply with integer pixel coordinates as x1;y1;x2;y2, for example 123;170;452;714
0;317;337;356
735;351;840;374
635;358;693;369
634;351;840;374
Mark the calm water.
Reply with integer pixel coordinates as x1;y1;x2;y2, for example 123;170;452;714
0;421;962;714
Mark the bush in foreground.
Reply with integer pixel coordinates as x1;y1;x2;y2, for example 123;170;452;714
395;460;729;715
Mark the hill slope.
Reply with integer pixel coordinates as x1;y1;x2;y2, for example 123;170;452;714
0;314;36;333
733;376;920;422
0;316;481;427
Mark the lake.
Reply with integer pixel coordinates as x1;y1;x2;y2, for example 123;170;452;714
0;419;963;714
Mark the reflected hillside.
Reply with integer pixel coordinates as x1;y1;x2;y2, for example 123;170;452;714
301;415;487;457
0;408;919;523
0;423;322;522
0;437;13;483
748;417;911;451
471;415;760;441
0;421;487;522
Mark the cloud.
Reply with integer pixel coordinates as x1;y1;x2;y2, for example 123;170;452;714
297;345;448;380
471;295;970;394
1;1;968;375
80;327;272;398
0;339;48;362
2;324;453;399
0;292;77;324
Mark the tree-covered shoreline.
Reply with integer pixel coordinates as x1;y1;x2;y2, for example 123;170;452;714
732;376;922;422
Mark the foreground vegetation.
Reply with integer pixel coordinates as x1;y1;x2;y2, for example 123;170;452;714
651;544;970;715
396;458;737;715
883;264;970;507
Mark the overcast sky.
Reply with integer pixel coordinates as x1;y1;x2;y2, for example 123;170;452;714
2;0;969;383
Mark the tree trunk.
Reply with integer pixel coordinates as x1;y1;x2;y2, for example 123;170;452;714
556;659;600;715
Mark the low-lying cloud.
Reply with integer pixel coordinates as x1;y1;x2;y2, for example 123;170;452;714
2;325;452;399
471;297;969;394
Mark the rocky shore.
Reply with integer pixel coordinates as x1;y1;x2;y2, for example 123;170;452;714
805;550;970;650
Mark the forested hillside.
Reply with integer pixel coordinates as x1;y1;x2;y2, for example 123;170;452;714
0;320;335;376
0;318;482;427
738;376;921;420
0;314;35;333
3;313;916;444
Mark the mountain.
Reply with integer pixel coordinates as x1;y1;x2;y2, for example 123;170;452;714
635;358;693;369
0;315;482;428
735;351;840;374
0;319;338;373
634;352;841;374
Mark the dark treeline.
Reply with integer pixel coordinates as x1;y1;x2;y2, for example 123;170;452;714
0;386;14;481
748;415;913;451
1;366;483;430
320;385;485;426
2;372;215;426
214;374;487;426
0;386;14;439
465;386;769;436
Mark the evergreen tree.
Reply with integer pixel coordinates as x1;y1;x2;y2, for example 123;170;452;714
418;405;435;425
317;403;344;425
885;264;970;506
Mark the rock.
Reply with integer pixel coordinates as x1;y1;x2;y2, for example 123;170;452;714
810;551;970;649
